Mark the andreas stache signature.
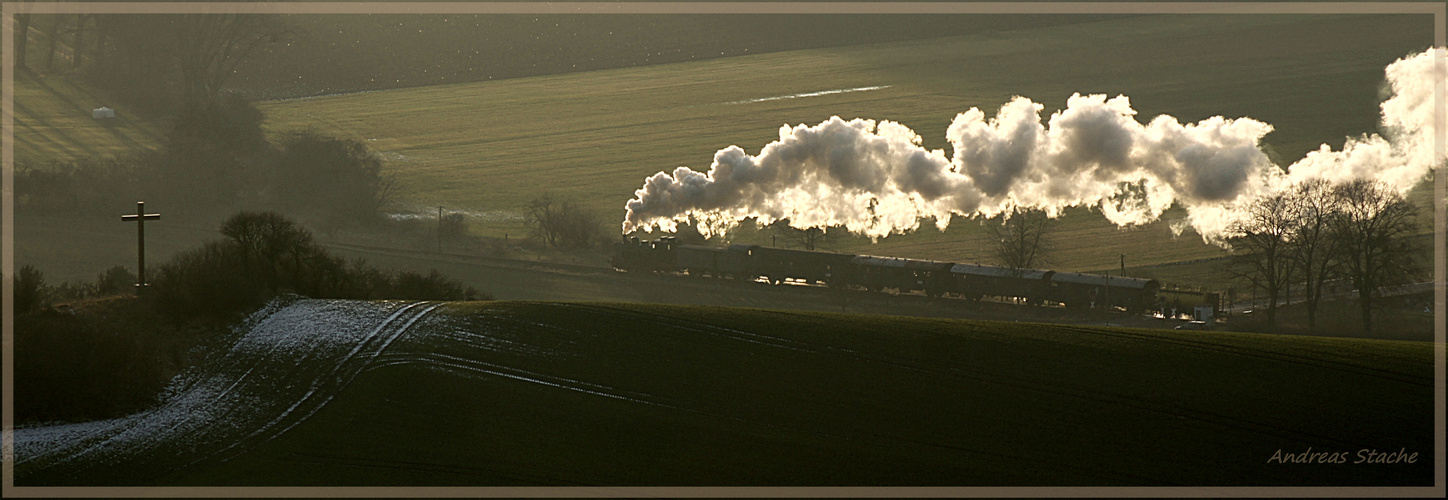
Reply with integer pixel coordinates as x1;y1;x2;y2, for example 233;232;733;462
1268;447;1420;464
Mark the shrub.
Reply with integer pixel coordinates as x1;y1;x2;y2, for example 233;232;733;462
152;211;488;320
220;211;317;288
440;212;469;240
526;193;604;249
167;94;269;156
390;269;484;301
12;265;47;314
150;240;269;320
13;298;190;424
271;132;394;230
94;266;138;297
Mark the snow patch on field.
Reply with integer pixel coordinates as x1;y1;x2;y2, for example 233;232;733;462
13;299;705;483
13;299;437;480
724;85;891;105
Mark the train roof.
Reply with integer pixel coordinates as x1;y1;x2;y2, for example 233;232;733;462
950;264;1051;280
751;246;851;257
851;255;954;270
1050;272;1159;289
678;244;729;253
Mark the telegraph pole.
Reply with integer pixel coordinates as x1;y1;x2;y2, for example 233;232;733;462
437;205;444;253
121;201;161;294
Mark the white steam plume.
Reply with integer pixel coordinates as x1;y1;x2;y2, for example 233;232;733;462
623;49;1446;243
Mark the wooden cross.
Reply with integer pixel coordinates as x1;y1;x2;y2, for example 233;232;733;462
121;201;161;294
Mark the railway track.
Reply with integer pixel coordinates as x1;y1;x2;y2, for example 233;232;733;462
321;241;617;276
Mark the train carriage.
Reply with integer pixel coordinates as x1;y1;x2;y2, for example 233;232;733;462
613;237;1164;314
1048;272;1160;312
744;246;856;286
676;244;749;279
851;256;955;296
950;264;1054;304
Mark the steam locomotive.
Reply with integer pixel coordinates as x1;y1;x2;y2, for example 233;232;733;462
612;236;1161;312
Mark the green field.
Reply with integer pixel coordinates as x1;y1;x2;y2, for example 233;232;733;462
252;13;1435;271
8;14;1439;289
14;300;1434;486
9;73;166;164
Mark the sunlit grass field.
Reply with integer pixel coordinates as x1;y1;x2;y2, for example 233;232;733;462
253;13;1435;272
10;14;1437;287
9;73;166;164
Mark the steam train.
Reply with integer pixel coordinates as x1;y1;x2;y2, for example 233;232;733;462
612;236;1161;312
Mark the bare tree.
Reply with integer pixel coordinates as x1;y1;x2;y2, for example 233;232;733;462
71;14;89;70
990;207;1054;272
1329;180;1421;336
170;13;290;103
526;194;602;249
220;211;317;289
1226;191;1300;328
43;15;63;70
84;11;291;108
1288;179;1342;328
14;13;31;69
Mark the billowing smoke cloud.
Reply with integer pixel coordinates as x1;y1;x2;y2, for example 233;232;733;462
623;48;1446;243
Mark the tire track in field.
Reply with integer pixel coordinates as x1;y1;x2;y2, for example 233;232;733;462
550;303;1390;452
20;300;410;479
185;301;446;470
14;300;443;484
369;352;675;408
13;300;314;471
1045;324;1431;387
416;303;1168;484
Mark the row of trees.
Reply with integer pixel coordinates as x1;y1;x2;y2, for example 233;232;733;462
9;211;486;321
14;12;290;110
156;211;483;318
1228;179;1421;335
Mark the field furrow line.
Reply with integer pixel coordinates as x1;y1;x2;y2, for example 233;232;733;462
550;304;1386;451
1049;324;1431;387
189;301;444;470
550;303;820;353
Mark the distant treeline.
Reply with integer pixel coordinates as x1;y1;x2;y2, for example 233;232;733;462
9;211;486;425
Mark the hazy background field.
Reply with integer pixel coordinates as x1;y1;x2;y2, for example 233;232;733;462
10;12;1438;289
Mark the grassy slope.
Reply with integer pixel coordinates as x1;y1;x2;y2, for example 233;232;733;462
10;15;1437;289
9;72;167;164
235;11;1119;99
150;301;1433;486
253;14;1435;275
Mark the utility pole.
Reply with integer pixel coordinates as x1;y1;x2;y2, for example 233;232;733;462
1120;254;1126;275
1104;270;1110;311
121;201;161;294
437;205;443;253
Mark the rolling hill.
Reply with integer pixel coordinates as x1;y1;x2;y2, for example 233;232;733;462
14;298;1434;486
8;12;1437;291
251;13;1436;272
